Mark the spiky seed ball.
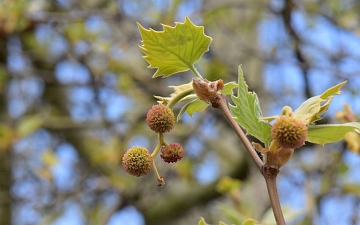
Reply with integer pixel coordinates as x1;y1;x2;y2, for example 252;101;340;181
160;143;184;163
271;116;308;149
146;104;175;134
122;146;153;177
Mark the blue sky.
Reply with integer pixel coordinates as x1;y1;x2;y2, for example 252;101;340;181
6;0;360;225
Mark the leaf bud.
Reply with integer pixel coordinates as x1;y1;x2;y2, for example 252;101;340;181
192;78;224;105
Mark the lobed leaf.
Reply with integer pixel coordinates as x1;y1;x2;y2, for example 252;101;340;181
293;81;347;124
230;66;272;147
306;122;360;146
154;81;194;105
138;17;212;78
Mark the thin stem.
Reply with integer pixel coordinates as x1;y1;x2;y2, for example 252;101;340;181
190;64;202;78
151;134;165;158
262;165;286;225
152;160;165;187
167;89;194;109
151;134;166;187
152;160;161;179
214;94;263;170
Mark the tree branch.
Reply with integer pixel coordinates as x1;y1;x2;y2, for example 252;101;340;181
212;94;263;170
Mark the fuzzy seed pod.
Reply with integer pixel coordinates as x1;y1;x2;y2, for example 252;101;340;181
160;143;184;163
146;104;175;134
122;146;153;177
271;116;308;149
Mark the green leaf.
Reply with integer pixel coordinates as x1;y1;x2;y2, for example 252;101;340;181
220;82;238;95
138;17;212;78
154;81;194;105
230;66;272;147
167;81;236;121
242;219;258;225
198;217;208;225
293;81;347;124
177;98;209;121
306;122;360;145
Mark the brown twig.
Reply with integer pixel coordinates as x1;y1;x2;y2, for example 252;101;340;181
212;94;286;225
262;165;286;225
212;94;263;170
192;78;286;224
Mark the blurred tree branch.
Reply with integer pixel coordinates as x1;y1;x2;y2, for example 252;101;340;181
0;37;12;225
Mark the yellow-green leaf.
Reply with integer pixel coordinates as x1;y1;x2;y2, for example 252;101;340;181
138;17;212;78
198;217;208;225
293;81;347;124
220;82;238;95
242;219;258;225
154;81;194;105
230;66;272;147
177;98;209;121
306;122;360;145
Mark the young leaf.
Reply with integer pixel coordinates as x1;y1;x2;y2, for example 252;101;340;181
154;81;194;105
138;17;212;78
177;98;209;121
176;81;237;121
198;217;208;225
293;81;347;124
242;219;258;225
220;82;238;95
306;122;360;145
230;66;272;147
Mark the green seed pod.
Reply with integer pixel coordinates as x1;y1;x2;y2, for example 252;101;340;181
160;143;184;163
122;146;153;177
271;116;308;149
146;104;175;134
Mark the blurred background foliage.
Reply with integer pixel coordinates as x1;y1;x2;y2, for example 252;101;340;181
0;0;360;225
